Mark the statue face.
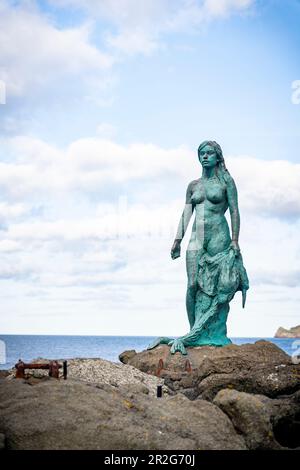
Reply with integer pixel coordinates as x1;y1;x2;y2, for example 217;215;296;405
198;145;218;168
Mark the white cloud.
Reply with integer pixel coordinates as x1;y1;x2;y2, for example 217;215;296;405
0;134;299;336
0;136;192;200
203;0;253;17
228;156;300;218
0;0;255;105
1;136;300;220
0;1;113;97
0;239;21;252
105;28;160;56
49;0;255;56
0;202;28;220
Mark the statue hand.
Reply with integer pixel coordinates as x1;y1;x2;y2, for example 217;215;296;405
169;338;187;355
230;240;240;255
171;240;181;260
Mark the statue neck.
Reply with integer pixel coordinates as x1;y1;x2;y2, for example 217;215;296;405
201;166;217;179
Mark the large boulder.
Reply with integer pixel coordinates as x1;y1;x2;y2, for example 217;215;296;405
120;340;300;401
0;378;246;450
213;388;300;450
213;389;280;450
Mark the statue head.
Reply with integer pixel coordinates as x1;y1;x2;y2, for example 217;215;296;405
197;140;225;169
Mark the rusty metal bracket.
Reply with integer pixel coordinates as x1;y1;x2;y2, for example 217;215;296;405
155;358;164;376
15;359;67;380
185;359;192;373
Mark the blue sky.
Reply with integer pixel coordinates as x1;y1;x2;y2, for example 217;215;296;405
2;0;300;159
0;0;300;337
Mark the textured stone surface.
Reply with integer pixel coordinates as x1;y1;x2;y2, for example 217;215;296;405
0;432;5;450
268;390;300;449
118;350;137;364
213;389;280;450
5;357;166;397
121;340;290;373
194;362;300;401
0;378;246;450
1;342;299;450
120;340;299;400
213;388;300;450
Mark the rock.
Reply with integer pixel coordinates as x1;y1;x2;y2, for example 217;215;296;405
0;378;246;450
213;389;281;450
275;325;300;338
194;361;300;401
5;358;165;397
213;388;300;450
0;433;5;450
1;343;299;450
118;383;150;398
119;350;137;364
0;371;9;379
121;340;300;400
269;390;300;449
123;340;290;374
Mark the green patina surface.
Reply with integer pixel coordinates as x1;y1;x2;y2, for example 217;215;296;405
148;141;249;355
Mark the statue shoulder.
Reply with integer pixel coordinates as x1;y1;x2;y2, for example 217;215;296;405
222;171;236;188
185;179;199;202
187;179;200;191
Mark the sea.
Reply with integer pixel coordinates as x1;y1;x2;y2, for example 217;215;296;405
0;335;298;370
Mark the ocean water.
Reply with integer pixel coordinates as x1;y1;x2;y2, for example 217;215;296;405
0;335;298;370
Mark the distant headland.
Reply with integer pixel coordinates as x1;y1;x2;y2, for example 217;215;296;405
275;325;300;338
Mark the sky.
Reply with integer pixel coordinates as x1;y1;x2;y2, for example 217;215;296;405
0;0;300;337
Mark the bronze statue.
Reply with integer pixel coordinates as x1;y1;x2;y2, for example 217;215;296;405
148;141;249;354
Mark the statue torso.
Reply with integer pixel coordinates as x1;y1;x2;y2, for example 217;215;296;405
189;177;230;250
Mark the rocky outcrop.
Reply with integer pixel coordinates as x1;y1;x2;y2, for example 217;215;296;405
117;340;300;449
120;340;299;400
1;341;299;450
275;325;300;338
0;377;246;450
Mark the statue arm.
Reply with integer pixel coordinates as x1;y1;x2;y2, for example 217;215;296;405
226;175;248;307
171;182;194;259
226;176;240;244
174;182;194;241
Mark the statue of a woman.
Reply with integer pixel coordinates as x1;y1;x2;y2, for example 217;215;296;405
148;141;249;355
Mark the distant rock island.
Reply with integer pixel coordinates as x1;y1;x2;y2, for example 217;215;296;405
275;325;300;338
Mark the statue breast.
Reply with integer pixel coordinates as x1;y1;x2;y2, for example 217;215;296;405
191;181;225;205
